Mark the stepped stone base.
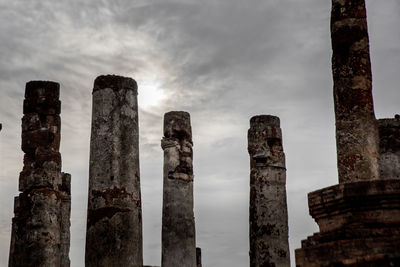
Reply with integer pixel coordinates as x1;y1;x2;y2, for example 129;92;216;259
295;178;400;266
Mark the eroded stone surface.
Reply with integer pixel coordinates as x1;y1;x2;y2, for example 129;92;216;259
248;115;290;267
331;0;379;183
9;81;70;267
378;118;400;179
85;75;142;267
161;111;196;267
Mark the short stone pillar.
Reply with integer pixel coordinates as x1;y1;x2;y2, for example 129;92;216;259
85;75;143;267
331;0;379;183
378;117;400;179
9;81;70;266
248;115;290;267
196;247;202;267
161;111;196;267
61;173;71;267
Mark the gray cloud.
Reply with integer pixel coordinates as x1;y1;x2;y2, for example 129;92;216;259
0;0;399;266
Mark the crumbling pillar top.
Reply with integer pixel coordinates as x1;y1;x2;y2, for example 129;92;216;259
93;74;137;93
25;81;60;98
248;115;284;169
250;115;280;127
163;111;192;141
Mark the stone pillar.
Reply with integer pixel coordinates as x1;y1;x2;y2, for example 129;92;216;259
331;0;379;183
85;75;142;267
9;81;69;267
295;2;400;266
196;247;202;267
61;172;71;267
248;115;290;267
378;117;400;179
161;111;196;267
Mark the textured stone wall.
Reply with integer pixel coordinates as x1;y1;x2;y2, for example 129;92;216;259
248;115;290;267
9;81;70;267
331;0;379;183
378;117;400;179
161;111;196;267
85;75;142;267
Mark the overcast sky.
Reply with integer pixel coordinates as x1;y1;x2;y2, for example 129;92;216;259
0;0;399;266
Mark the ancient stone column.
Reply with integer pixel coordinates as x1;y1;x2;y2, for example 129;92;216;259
331;0;379;183
196;247;202;267
9;81;70;267
248;115;290;267
161;111;196;267
378;116;400;179
61;172;71;267
85;75;142;267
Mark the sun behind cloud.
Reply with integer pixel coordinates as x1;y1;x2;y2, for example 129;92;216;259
136;74;166;109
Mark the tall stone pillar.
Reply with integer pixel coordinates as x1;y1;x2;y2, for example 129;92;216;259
9;81;70;267
331;0;379;183
161;111;196;267
85;75;142;267
378;117;400;179
248;115;290;267
295;2;400;265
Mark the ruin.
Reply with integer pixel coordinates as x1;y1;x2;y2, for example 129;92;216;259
9;81;71;267
85;75;143;267
295;0;400;265
161;111;197;267
5;2;400;266
248;115;290;267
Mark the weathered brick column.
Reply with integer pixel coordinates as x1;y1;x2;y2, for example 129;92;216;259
378;117;400;179
9;81;70;267
61;172;71;267
331;0;379;183
248;115;290;267
85;75;143;267
161;111;196;267
295;1;400;265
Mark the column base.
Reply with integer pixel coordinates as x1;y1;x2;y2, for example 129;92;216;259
295;178;400;266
